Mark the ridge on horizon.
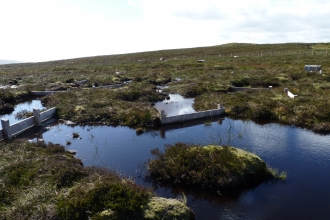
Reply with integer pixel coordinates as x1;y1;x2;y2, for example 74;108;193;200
1;42;329;64
0;59;22;65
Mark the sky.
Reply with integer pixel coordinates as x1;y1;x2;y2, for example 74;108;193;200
1;0;329;63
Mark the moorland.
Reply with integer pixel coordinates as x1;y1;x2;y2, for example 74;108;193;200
1;42;330;132
0;42;329;219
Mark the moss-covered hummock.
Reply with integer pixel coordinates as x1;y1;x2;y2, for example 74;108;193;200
147;143;285;190
143;197;194;220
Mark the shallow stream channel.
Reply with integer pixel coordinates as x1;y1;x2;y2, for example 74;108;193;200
3;96;330;219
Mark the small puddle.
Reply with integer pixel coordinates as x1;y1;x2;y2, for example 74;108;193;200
0;99;44;128
154;94;196;116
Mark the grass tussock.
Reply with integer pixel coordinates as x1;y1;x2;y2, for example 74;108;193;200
146;143;285;191
56;169;152;220
0;139;86;219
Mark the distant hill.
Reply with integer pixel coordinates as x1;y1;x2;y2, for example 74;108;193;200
1;42;329;66
0;59;21;65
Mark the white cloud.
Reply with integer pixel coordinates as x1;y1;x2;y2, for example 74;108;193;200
1;0;329;62
122;0;330;48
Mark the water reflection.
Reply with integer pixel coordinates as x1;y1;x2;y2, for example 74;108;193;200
145;171;274;206
154;94;195;116
156;116;224;138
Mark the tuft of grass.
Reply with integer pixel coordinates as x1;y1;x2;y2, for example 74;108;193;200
204;121;212;126
268;168;288;180
176;192;187;205
14;109;34;120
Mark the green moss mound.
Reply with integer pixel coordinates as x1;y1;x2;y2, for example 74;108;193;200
147;143;284;189
143;197;194;220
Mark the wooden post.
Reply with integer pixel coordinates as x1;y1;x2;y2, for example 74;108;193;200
33;108;41;126
1;119;11;140
160;110;166;119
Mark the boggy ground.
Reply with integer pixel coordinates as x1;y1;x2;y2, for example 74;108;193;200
0;43;322;219
0;139;194;220
0;88;30;115
41;82;168;127
1;43;330;132
146;143;286;193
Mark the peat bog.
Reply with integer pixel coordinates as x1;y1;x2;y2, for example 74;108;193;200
1;42;330;219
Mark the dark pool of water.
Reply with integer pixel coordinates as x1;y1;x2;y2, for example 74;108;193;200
13;99;330;219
